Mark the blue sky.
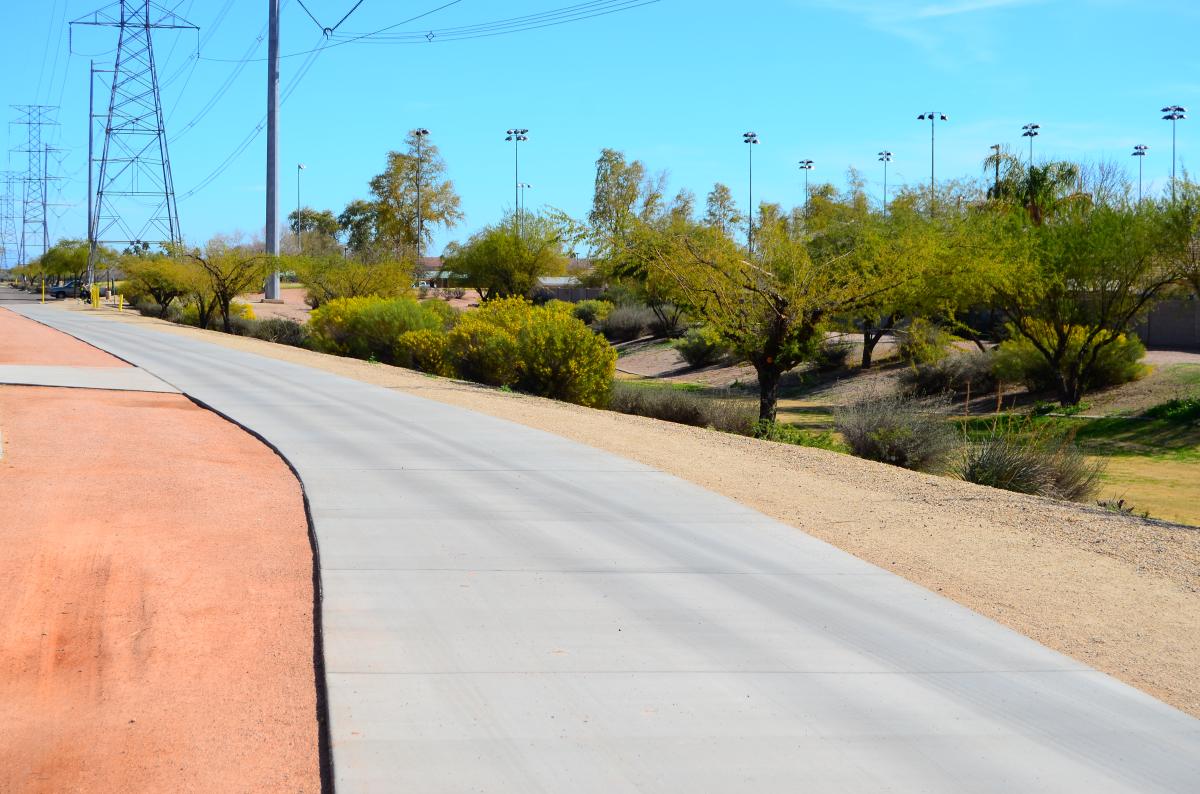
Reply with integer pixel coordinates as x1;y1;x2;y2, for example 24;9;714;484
3;0;1199;259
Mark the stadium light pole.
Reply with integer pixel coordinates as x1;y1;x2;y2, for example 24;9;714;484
296;163;305;253
412;128;430;265
505;128;529;233
1161;106;1186;200
917;112;948;215
798;159;814;219
1021;123;1040;168
743;132;759;254
877;151;892;211
1131;144;1149;203
517;182;532;216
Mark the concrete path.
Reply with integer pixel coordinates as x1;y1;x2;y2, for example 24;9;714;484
0;364;178;393
13;305;1200;793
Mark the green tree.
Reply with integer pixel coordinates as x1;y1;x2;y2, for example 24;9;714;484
366;131;463;257
640;216;910;421
121;255;193;317
177;237;270;333
703;183;742;237
338;199;381;255
38;240;90;286
444;213;568;301
989;198;1191;404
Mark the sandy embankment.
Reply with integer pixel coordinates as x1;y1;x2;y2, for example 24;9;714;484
0;309;319;792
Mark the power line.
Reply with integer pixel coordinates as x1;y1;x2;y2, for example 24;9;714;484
199;0;465;62
178;35;328;200
335;0;654;41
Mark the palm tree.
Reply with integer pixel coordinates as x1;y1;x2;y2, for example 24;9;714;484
984;148;1084;225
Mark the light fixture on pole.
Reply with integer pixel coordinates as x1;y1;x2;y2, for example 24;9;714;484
1161;106;1186;200
743;132;759;253
505;128;529;232
916;112;948;214
1021;123;1040;168
517;182;532;216
798;159;814;218
296;163;305;253
413;128;430;263
1131;144;1149;203
877;151;892;211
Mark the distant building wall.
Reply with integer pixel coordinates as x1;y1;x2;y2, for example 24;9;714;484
1135;297;1200;350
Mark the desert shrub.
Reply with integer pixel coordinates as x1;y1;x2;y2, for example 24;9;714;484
180;298;254;327
673;325;730;368
420;298;459;329
446;286;467;300
815;338;854;373
610;382;757;433
598;304;656;342
835;392;959;472
898;318;954;365
572;299;614;326
247;317;310;347
134;299;161;318
1144;396;1200;423
396;329;454;376
902;349;998;396
296;256;411;308
308;296;443;363
955;421;1103;501
993;324;1147;395
447;316;520;385
752;420;847;452
514;302;616;406
648;304;687;338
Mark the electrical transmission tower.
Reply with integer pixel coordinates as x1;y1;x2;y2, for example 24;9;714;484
10;105;60;266
72;1;197;281
0;171;20;269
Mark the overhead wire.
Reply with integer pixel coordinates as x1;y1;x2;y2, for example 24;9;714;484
178;34;329;200
199;0;465;62
333;0;649;41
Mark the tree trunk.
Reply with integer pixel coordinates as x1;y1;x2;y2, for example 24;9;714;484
860;314;893;369
755;362;782;423
220;298;233;334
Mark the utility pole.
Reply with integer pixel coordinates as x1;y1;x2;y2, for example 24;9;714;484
264;0;281;299
989;144;1000;198
88;61;96;285
413;128;429;265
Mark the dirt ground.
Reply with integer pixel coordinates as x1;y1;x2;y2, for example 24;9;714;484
239;286;312;323
59;304;1200;719
0;312;318;792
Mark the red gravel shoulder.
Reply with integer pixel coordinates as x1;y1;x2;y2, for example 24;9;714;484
0;308;128;367
0;385;318;792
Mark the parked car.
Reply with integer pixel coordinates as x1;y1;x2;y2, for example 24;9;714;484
47;281;82;299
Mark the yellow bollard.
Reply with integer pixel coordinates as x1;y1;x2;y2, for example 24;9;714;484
90;284;100;309
118;294;124;313
40;278;45;304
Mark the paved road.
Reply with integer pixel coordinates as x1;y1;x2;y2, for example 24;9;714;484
12;305;1200;793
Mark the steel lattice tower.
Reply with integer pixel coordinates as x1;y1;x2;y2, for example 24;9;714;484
11;105;60;266
0;171;20;269
73;1;196;276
